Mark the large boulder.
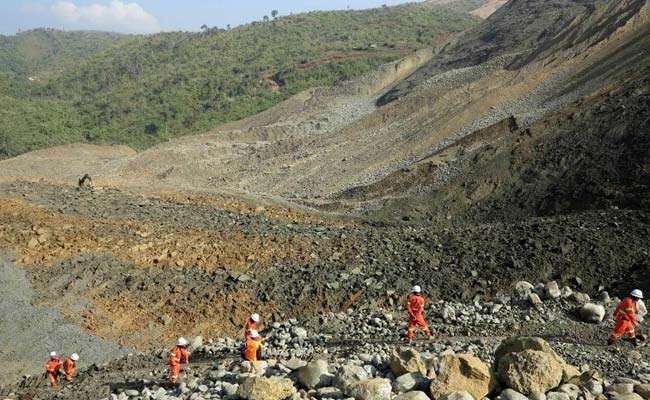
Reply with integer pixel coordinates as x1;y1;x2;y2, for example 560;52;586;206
495;337;579;383
515;281;535;299
348;378;393;400
430;353;496;400
390;347;427;376
497;350;564;395
297;359;332;389
579;304;605;323
236;376;297;400
333;364;369;394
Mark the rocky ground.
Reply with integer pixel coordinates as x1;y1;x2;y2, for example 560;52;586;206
2;283;650;400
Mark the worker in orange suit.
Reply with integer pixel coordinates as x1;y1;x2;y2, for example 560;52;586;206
63;353;79;382
609;289;644;346
243;330;265;361
45;352;63;388
169;337;190;383
406;285;432;341
244;313;260;340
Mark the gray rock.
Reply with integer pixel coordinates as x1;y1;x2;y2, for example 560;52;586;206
390;347;427;376
282;358;307;371
333;364;369;394
515;281;535;299
545;281;561;300
441;391;475;400
393;372;426;393
612;394;644;400
636;384;650;400
609;384;635;395
546;392;570;400
298;359;332;389
579;304;605;323
584;381;603;396
528;293;542;306
190;336;203;349
557;384;580;400
529;392;546;400
316;386;344;399
501;389;530;400
394;391;431;400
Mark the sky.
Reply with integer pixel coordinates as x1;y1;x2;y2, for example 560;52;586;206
1;0;421;35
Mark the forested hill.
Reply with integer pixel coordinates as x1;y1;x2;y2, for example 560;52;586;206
0;28;130;78
0;4;479;159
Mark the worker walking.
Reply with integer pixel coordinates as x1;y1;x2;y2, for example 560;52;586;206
45;352;63;388
169;337;190;384
243;330;265;361
245;313;260;340
406;285;432;342
609;289;644;346
63;353;79;383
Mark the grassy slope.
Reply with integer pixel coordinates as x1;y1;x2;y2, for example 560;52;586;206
0;5;479;158
0;28;129;78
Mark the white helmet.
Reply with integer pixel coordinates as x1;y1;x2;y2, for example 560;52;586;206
631;289;644;299
177;337;188;346
70;353;79;361
412;285;422;293
251;313;260;322
249;330;259;339
49;351;57;358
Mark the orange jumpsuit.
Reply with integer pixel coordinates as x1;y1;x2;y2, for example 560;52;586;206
168;345;190;383
45;357;62;388
407;293;432;339
610;297;638;341
63;357;76;382
243;338;264;361
244;319;257;340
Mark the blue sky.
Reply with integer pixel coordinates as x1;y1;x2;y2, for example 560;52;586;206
1;0;420;35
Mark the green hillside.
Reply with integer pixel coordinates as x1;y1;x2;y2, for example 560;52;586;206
0;4;479;159
0;28;130;78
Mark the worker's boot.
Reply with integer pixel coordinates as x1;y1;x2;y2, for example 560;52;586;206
607;338;614;345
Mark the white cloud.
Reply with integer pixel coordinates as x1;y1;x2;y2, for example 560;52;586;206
51;0;160;34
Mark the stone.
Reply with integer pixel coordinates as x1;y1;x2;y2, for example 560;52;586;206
430;354;495;400
569;293;590;305
236;376;297;400
635;384;650;399
394;391;431;400
597;291;611;304
333;364;369;394
316;386;344;399
515;281;535;299
501;389;530;400
28;237;39;248
347;378;392;400
608;384;635;395
545;281;561;300
390;347;427;376
125;390;140;396
546;392;570;400
282;358;307;371
579;304;605;323
557;384;580;400
528;293;542;306
441;391;475;400
497;350;563;395
585;381;603;396
529;393;546;400
190;336;203;348
612;395;644;400
393;372;426;393
494;337;567;367
297;359;331;389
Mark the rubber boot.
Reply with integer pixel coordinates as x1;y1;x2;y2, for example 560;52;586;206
607;338;614;345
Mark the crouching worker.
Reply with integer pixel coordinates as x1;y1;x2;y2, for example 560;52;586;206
63;353;79;383
45;352;63;388
243;330;265;361
169;337;190;383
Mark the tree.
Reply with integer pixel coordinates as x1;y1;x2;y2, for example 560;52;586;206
263;15;269;22
200;24;208;31
271;10;279;19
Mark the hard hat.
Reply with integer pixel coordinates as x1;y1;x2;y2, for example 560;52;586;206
71;353;79;361
249;330;259;339
50;351;57;358
631;289;644;299
412;285;422;293
177;337;188;346
251;313;260;322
